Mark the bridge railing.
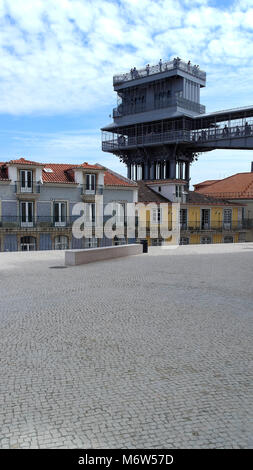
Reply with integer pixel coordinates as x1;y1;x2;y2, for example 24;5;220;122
192;123;253;143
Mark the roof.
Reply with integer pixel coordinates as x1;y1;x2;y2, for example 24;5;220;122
136;181;243;206
194;180;219;190
186;191;244;206
194;172;253;199
8;157;44;166
193;105;253;127
102;167;137;187
0;158;137;187
42;162;102;184
147;179;187;185
137;181;171;203
42;164;77;184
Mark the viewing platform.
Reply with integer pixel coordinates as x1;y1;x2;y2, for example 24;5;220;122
102;122;253;152
113;58;206;87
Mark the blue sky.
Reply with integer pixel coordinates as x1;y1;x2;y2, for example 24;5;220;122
0;0;253;186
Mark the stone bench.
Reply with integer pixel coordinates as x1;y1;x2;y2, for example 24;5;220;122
65;244;143;266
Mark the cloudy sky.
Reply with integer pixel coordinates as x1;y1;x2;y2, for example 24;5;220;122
0;0;252;185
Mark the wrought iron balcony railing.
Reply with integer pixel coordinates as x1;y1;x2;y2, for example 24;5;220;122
0;216;75;229
180;220;253;231
14;181;41;194
0;216;252;232
80;184;104;196
113;59;206;86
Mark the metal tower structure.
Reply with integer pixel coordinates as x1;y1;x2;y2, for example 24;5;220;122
101;58;253;184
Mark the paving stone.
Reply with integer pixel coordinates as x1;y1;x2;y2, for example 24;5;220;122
0;245;252;448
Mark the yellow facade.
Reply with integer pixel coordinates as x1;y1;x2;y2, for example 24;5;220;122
136;201;245;245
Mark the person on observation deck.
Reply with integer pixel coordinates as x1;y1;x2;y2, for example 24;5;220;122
245;121;251;136
223;124;229;137
235;126;240;136
159;59;162;72
146;64;150;75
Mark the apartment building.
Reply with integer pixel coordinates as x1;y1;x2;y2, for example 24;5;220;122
136;179;247;245
0;158;137;251
194;165;253;241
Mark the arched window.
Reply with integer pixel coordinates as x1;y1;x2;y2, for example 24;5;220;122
20;236;36;251
54;236;68;250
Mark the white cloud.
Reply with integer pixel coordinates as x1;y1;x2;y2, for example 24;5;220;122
0;0;252;115
0;127;127;174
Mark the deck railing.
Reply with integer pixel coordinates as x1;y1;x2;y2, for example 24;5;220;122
113;59;206;86
102;123;253;151
113;97;205;118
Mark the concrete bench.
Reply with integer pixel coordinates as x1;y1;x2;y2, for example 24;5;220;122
65;244;143;266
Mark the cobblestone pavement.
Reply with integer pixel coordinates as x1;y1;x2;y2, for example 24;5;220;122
0;244;252;449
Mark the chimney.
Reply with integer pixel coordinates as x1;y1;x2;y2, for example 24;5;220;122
251;162;253;172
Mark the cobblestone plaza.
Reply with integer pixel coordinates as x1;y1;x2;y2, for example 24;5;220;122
0;244;252;449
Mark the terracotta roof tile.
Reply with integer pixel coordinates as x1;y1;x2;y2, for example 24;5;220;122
195;172;253;199
96;165;137;187
8;157;44;166
0;158;137;187
194;179;219;190
42;164;76;184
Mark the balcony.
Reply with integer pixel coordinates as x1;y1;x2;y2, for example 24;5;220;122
0;215;105;230
113;97;205;118
102;129;192;151
180;221;250;232
14;181;41;197
80;184;103;197
113;59;206;86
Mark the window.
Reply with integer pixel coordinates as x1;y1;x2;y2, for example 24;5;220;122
84;237;97;248
20;201;34;227
54;202;67;226
201;236;212;244
55;236;68;250
20;170;33;193
20;236;36;251
223;209;232;229
152;207;162;224
180;237;189;245
86;203;96;225
175;185;182;198
85;174;96;193
113;202;125;226
224;236;233;243
180;209;187;229
201;209;210;229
